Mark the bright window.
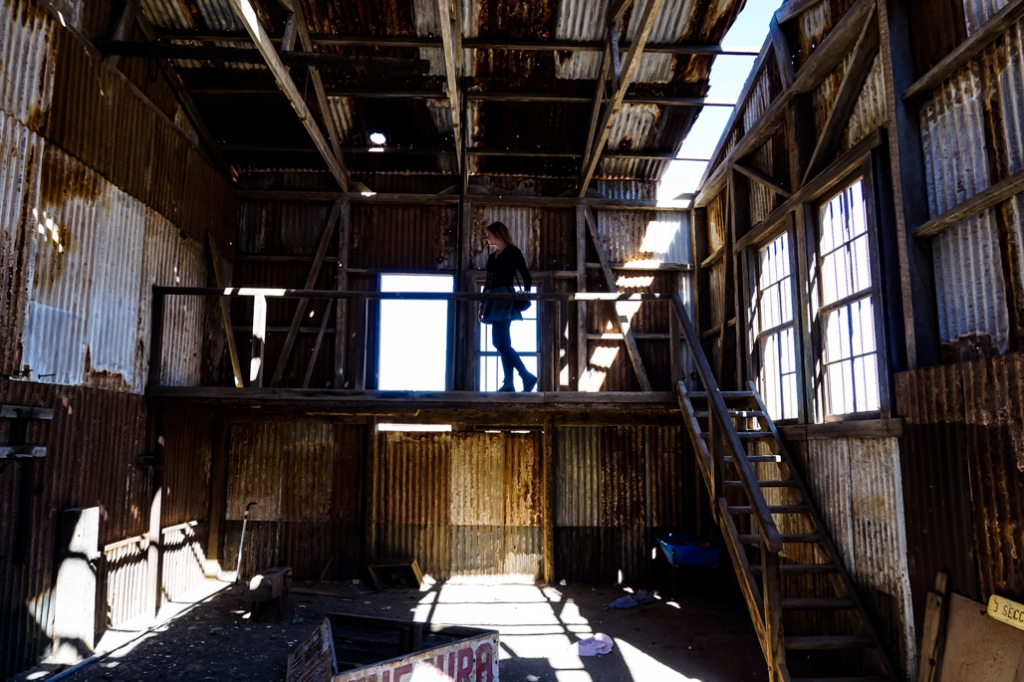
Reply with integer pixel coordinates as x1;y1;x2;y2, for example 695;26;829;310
817;180;879;416
752;232;798;420
479;286;538;391
378;274;452;391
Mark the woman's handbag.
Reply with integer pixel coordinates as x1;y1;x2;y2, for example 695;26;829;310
514;272;531;312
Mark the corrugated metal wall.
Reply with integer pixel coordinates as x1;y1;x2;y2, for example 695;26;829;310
554;425;701;584
917;13;1024;360
895;352;1024;632
797;437;916;678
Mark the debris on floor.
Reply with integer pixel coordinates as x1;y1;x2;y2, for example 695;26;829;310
571;633;615;656
602;589;655;610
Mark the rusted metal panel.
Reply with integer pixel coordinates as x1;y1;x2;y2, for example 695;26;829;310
451;526;502;577
554;427;600;527
227;422;282;520
802;436;917;678
161;521;209;601
599;103;663;181
142;208;209;388
893;363;981;638
843;53;886;154
964;0;1010;35
0;380;150;679
592;179;657;201
162;405;213;526
380;432;451;525
0;0;55;131
994;19;1024;177
932;208;1010;358
350;204;457;271
646;425;697;528
101;536;149;627
601;426;645;528
785;0;858;71
374;523;452;578
960;353;1024;600
501;525;543;577
594;209;690;265
707;190;726;253
0;112;43;377
748;140;780;226
742;55;781;134
280;422;335;523
536;207;576;271
920;60;991;218
450;433;504;526
504;433;543;527
470;204;540;271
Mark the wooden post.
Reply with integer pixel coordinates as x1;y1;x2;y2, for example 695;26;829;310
575;206;588;390
149;288;165;387
206;412;230;572
250;294;267;387
364;418;380;566
270;199;342;386
918;571;950;682
762;548;787;681
334;200;351;388
208;235;244;388
147;407;166;619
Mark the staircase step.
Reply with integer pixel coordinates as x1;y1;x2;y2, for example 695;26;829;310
791;678;891;682
782;597;855;610
686;391;755;399
724;479;799;488
694;410;765;418
728;504;809;514
751;563;838;575
785;635;874;650
701;431;772;440
740;533;823;545
723;455;781;463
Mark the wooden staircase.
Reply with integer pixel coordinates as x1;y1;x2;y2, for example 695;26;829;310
671;296;896;682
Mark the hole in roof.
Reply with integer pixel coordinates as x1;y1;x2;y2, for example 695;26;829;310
369;132;387;145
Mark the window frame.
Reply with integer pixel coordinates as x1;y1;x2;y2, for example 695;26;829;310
744;214;804;424
803;162;889;422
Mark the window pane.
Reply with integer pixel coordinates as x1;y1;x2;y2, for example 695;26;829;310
479;286;539;391
379;274;452;390
753;232;797;420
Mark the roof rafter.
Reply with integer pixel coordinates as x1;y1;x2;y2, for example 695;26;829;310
288;0;344;164
578;0;665;197
226;0;348;189
437;0;464;170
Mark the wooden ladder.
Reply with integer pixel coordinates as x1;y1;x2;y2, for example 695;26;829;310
671;296;896;682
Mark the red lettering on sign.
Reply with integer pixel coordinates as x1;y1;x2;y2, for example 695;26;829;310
382;671;390;682
456;646;474;682
448;651;456;676
392;663;414;682
476;642;494;682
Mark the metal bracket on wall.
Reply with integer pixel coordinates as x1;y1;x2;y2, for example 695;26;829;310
0;405;54;459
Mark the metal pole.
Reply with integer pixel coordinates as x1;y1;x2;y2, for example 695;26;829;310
236;501;257;583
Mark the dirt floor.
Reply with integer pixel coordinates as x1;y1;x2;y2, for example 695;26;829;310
14;568;769;682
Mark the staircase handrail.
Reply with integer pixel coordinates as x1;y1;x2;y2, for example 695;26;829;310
671;293;784;554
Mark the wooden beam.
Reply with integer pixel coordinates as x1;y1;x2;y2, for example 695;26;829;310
103;1;136;69
774;0;826;25
733;162;791;198
696;0;875;206
802;5;879;184
270;199;342;386
578;0;665;197
152;29;761;55
335;200;351;388
904;0;1024;101
914;168;1024;238
584;206;652;391
209;234;244;388
575;206;589;391
226;0;348;190
234;189;693;210
437;0;464;169
769;15;794;88
290;0;343;163
580;44;614;189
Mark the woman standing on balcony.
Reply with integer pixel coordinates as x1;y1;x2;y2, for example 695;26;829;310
479;221;538;392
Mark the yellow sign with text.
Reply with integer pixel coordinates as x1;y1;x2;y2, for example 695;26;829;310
987;594;1024;632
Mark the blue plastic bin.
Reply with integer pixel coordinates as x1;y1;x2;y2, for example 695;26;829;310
657;532;721;568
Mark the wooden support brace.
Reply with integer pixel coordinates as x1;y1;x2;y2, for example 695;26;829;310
734;162;791;199
583;206;652;391
437;0;464;169
270;199;343;387
209;234;244;388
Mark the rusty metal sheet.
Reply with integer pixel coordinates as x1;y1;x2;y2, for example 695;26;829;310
450;432;504;526
0;112;43;377
600;426;645;528
380;431;451;526
964;0;1010;35
932;208;1010;358
0;0;55;131
920;60;990;218
227;422;283;520
501;525;543;577
893;363;981;638
802;436;917;678
470;204;540;270
350;204;457;271
993;19;1024;177
594;209;690;265
707;190;726;252
373;523;452;578
554;427;600;527
536;207;576;271
280;422;335;523
162;405;213;526
961;353;1024;601
451;525;502;576
504;432;543;527
646;425;699;528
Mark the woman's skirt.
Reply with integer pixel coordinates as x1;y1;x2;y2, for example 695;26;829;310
482;285;523;323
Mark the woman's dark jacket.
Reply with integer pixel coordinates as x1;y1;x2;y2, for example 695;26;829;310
484;245;532;291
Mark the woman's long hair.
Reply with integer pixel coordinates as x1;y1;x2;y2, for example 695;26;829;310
486;221;516;248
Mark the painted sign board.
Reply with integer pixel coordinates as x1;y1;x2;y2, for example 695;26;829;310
332;631;499;682
288;613;499;682
988;594;1024;632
